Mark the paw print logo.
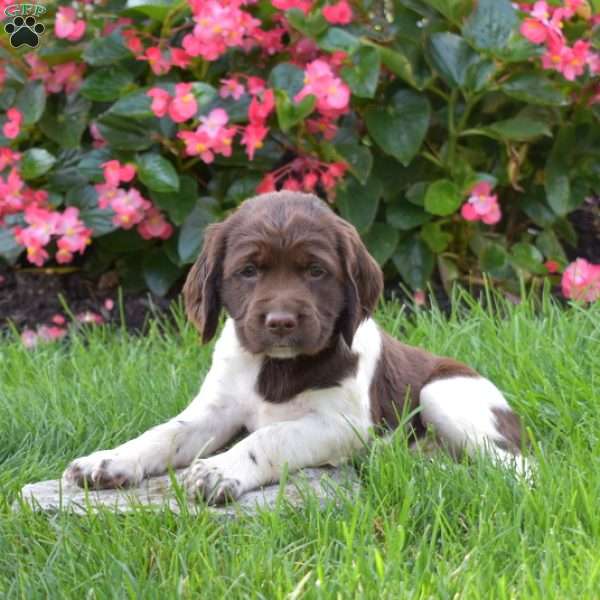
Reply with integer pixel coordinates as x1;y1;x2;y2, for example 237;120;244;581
4;15;45;48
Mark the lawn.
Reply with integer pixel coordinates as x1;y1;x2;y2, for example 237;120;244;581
1;293;599;599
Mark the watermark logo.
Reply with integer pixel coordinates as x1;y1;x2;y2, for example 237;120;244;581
3;3;46;48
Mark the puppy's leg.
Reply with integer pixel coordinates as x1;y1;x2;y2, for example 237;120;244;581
418;376;532;478
63;378;243;489
185;414;365;504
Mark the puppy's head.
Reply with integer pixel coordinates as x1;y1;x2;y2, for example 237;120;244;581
183;191;383;357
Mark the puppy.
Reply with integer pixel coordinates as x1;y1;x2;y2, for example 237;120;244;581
63;191;529;503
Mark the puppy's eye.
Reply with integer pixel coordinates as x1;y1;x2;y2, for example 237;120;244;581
308;264;326;279
239;264;258;279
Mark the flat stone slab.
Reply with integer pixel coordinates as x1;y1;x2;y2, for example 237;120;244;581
15;467;360;516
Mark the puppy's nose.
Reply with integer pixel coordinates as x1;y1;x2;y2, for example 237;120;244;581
265;311;297;335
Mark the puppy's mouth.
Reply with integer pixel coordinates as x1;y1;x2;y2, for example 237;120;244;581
265;344;300;359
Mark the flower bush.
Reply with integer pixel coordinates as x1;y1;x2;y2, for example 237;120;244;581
1;0;599;302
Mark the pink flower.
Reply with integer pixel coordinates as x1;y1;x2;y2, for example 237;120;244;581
562;258;600;302
182;0;261;62
139;46;171;75
89;122;106;148
247;76;266;96
147;88;171;118
0;66;5;90
220;78;245;100
168;83;198;123
178;129;216;163
520;18;548;44
170;48;191;69
102;160;136;187
295;59;350;115
137;207;173;240
37;325;67;342
123;29;144;55
561;40;590;81
45;62;86;95
25;53;51;82
248;89;275;124
104;298;115;311
3;107;23;139
21;329;39;348
110;188;151;229
56;207;92;256
77;311;104;325
322;0;353;24
0;147;20;171
460;181;502;225
272;0;313;13
199;108;229;137
413;290;426;306
55;7;86;42
544;260;560;273
241;123;268;159
51;314;66;326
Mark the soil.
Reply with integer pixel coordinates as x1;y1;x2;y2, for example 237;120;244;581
0;265;173;334
1;200;598;334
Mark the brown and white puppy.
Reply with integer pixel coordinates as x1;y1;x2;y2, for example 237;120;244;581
63;192;529;503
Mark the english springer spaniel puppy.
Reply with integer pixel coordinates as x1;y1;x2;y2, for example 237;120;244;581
63;191;529;503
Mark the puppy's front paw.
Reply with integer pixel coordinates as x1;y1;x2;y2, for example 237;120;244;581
184;459;243;505
63;450;144;489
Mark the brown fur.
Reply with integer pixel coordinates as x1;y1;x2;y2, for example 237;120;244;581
257;338;358;403
492;407;525;454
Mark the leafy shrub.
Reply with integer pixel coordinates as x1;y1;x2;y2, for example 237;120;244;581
1;0;599;301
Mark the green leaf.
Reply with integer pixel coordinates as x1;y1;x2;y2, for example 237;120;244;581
15;82;46;126
81;67;135;102
268;63;305;98
97;113;155;150
392;237;434;290
67;186;116;236
39;95;91;149
20;148;56;180
317;27;360;54
285;8;328;37
363;224;399;265
341;46;381;98
82;31;132;66
428;32;479;89
422;0;473;22
501;74;569;107
365;89;430;166
124;0;174;20
545;127;574;216
463;0;518;53
521;195;557;227
421;221;452;253
178;200;216;264
424;179;462;216
480;242;509;274
336;175;382;234
106;89;155;120
275;90;316;133
151;176;199;225
536;229;567;262
510;242;545;274
136;153;179;193
485;116;552;142
386;202;431;230
0;226;22;265
334;142;373;184
365;40;431;90
142;250;183;297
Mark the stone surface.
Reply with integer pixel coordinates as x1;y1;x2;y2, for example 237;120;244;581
15;467;360;516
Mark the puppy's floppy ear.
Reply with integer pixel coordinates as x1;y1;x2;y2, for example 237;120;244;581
183;223;226;343
336;217;384;347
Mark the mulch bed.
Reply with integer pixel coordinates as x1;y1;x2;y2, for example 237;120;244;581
1;200;598;335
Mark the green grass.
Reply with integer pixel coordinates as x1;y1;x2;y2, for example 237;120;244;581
1;293;600;599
